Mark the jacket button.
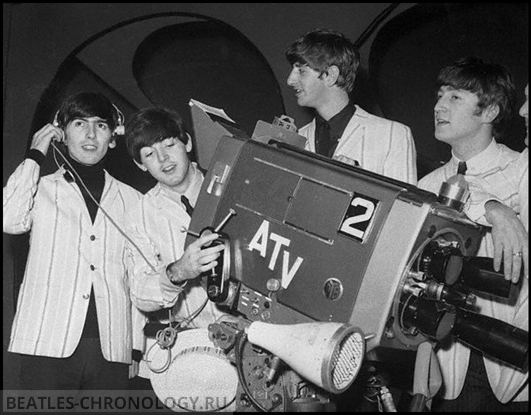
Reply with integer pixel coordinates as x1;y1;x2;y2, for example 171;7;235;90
90;265;95;271
90;235;96;241
82;294;90;300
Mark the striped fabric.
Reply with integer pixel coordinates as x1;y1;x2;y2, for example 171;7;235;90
4;159;142;364
420;140;525;225
123;163;227;379
418;140;528;403
300;105;418;185
512;148;528;230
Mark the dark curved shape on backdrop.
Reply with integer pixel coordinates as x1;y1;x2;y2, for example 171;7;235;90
370;3;529;179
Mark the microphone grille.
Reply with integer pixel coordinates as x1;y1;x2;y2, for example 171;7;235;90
330;330;365;391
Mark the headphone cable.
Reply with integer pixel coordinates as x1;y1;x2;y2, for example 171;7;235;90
51;140;157;272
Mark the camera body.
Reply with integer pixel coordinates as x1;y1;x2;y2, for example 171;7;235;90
189;136;485;349
187;135;526;411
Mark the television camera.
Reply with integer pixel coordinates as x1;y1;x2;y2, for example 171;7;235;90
186;133;527;412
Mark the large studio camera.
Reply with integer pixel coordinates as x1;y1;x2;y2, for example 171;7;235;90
185;132;528;412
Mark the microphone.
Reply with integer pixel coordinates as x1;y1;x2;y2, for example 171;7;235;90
246;321;366;394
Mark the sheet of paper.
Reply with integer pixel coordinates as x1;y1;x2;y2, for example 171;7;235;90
189;99;236;123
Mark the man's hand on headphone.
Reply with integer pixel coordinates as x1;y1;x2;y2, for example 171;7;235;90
30;123;64;156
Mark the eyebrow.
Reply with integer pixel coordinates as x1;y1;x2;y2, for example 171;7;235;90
439;86;461;92
73;117;108;123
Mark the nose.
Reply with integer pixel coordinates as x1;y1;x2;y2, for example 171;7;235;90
434;96;447;114
86;122;96;139
287;68;297;86
156;147;168;163
519;100;528;118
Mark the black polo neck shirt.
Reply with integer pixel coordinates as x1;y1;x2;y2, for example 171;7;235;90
314;102;356;158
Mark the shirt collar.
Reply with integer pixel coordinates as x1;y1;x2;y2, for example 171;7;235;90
182;162;203;205
316;102;356;139
451;138;498;174
149;162;203;204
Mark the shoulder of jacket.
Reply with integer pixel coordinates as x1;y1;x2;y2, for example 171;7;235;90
356;106;411;132
418;163;449;184
107;174;142;199
495;142;523;160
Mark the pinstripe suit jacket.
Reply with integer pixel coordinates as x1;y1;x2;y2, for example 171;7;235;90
4;159;142;364
418;140;528;403
300;105;418;185
126;163;224;323
123;164;228;378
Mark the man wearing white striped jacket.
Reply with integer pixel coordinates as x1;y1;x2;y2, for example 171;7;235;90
285;28;417;185
3;92;179;391
418;58;528;412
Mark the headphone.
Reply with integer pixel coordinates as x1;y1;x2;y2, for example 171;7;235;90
113;104;126;135
52;103;125;137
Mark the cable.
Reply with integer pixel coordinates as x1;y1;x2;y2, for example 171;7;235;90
145;309;180;374
144;328;175;374
178;297;209;329
52;141;215;374
51;141;158;272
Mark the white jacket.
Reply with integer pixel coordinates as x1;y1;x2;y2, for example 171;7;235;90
4;159;142;364
300;105;417;185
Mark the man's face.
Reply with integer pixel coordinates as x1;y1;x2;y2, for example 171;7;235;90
434;86;486;145
64;117;115;165
519;84;528;147
286;63;328;109
137;137;191;189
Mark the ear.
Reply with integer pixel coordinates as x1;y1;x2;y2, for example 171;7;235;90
483;104;500;124
108;138;117;149
134;160;147;172
325;65;340;87
185;133;193;153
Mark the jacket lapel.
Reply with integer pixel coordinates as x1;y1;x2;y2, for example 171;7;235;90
334;105;366;156
94;172;119;228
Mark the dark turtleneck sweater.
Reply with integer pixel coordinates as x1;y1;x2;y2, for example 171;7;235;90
63;154;106;223
63;154;106;339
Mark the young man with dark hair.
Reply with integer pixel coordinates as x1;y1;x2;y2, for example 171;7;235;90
286;28;417;184
4;92;142;390
418;58;528;412
123;106;227;403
